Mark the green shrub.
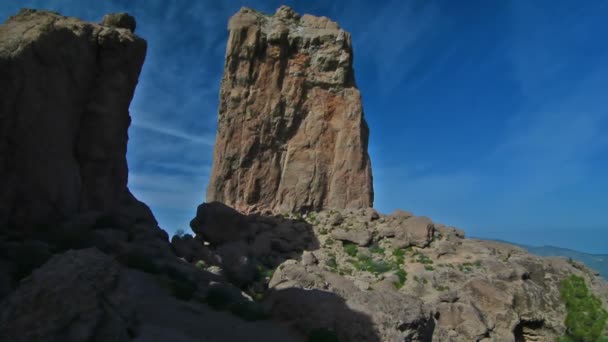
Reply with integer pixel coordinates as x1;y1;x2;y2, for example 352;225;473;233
559;275;608;342
256;264;275;280
343;242;358;257
194;260;206;269
459;263;474;273
308;328;339;342
424;265;435;271
369;243;385;255
350;254;392;275
393;269;407;289
414;252;433;265
324;238;335;246
392;248;405;265
325;256;338;270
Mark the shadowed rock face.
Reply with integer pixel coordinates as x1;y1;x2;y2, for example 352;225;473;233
0;9;148;227
206;5;374;214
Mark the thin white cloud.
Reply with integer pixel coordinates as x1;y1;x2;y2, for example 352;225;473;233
131;120;215;145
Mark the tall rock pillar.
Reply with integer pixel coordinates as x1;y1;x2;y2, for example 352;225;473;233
206;6;374;214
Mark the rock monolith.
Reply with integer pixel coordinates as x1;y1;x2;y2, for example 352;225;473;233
206;6;374;214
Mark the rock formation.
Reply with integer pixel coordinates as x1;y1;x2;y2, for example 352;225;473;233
0;10;307;341
206;6;374;214
1;7;607;342
0;9;151;228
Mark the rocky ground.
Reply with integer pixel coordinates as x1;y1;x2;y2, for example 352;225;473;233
174;203;608;341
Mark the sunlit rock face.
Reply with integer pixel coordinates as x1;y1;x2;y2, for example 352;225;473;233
206;5;374;214
0;9;149;227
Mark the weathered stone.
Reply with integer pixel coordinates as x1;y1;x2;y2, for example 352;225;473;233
384;216;435;248
206;6;373;214
100;13;136;32
331;228;372;246
301;251;317;266
0;248;136;341
0;9;151;228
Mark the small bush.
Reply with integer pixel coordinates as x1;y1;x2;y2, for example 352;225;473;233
350;255;392;275
324;238;335;246
559;275;608;342
325;256;338;270
424;265;435;271
392;248;405;265
194;260;206;269
308;328;339;342
414;252;433;265
393;269;407;289
256;264;275;280
369;243;385;255
459;263;474;273
343;242;358;257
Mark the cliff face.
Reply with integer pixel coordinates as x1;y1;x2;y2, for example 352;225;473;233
206;6;374;214
0;10;147;227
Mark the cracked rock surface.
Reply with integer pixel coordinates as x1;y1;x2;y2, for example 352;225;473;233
206;6;374;214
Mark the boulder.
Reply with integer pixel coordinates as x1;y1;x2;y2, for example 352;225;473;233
190;202;250;245
0;248;137;341
331;228;372;247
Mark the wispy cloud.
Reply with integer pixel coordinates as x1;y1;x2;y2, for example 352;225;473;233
131;119;215;145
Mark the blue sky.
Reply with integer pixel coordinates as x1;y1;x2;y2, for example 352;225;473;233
2;1;607;253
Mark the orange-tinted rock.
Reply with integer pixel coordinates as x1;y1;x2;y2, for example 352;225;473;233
206;6;374;214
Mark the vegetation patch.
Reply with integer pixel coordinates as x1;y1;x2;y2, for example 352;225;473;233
194;260;206;270
392;248;406;265
435;285;449;292
257;264;275;280
393;269;407;289
459;263;474;273
349;254;392;275
343;242;358;257
369;243;385;255
325;256;338;270
413;251;433;265
558;275;608;342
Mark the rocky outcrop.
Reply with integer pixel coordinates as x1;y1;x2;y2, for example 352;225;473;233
206;6;374;214
0;9;150;228
181;206;608;341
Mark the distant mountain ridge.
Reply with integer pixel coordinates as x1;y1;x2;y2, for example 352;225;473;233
488;239;608;279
